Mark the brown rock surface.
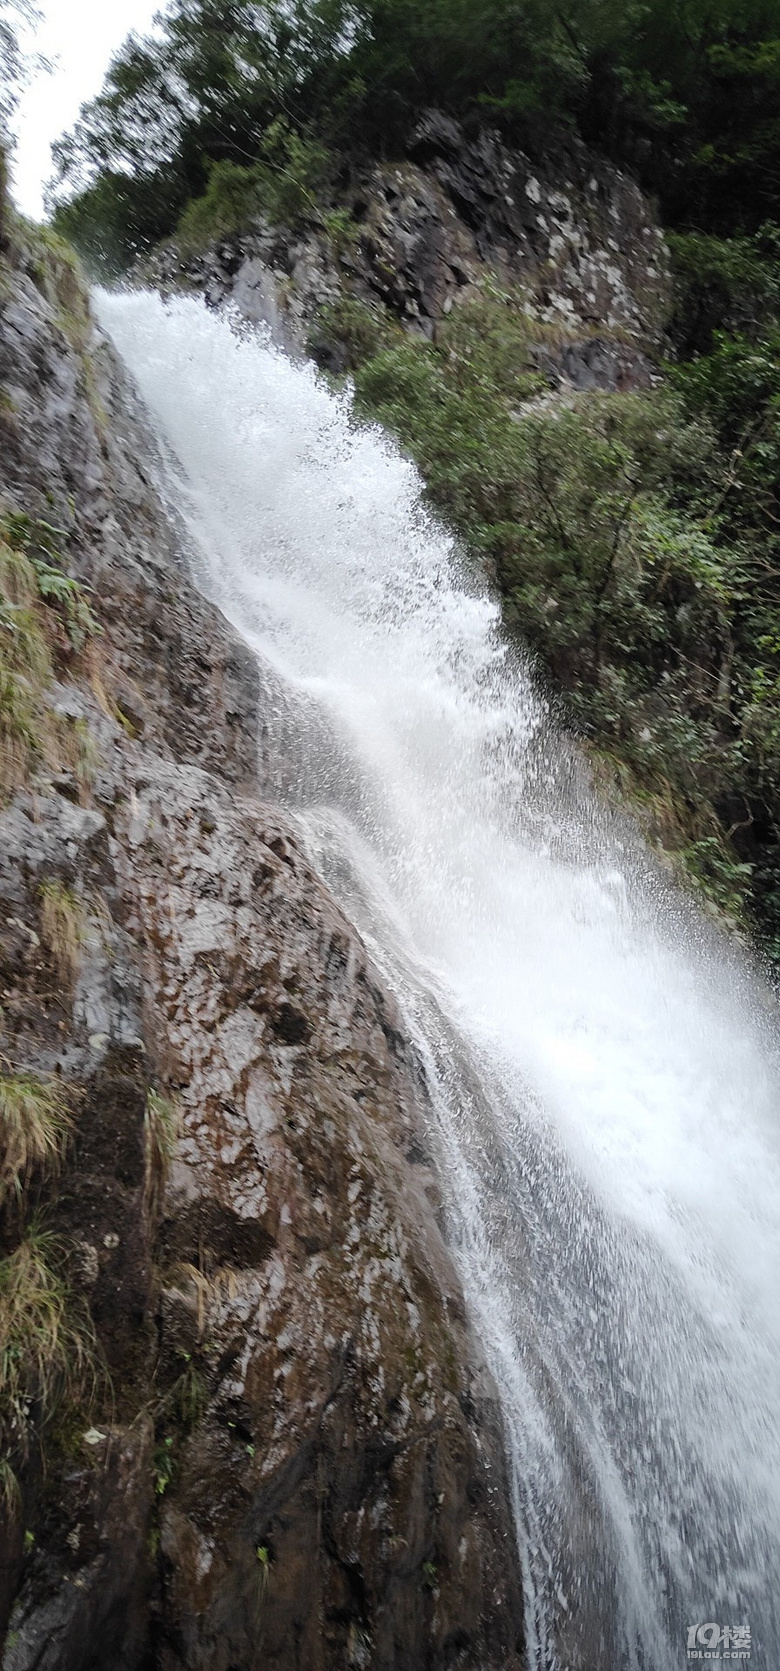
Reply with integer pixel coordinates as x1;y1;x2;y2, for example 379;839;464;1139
0;199;525;1666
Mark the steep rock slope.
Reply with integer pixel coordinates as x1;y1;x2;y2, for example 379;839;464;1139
150;113;668;390
0;223;524;1665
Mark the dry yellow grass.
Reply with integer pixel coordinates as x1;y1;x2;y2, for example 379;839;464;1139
38;880;88;982
0;1073;72;1206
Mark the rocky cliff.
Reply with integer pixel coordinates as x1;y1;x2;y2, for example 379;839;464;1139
148;112;668;392
0;209;525;1665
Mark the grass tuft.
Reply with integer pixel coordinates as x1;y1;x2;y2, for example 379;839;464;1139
252;1542;271;1634
166;1352;208;1427
144;1090;180;1220
0;1457;21;1520
0;1073;72;1207
38;881;89;982
0;1225;98;1467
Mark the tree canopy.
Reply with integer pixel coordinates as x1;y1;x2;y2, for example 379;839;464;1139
50;0;780;262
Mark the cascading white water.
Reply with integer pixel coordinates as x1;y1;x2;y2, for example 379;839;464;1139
96;290;779;1669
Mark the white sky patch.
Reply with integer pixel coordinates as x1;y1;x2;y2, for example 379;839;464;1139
9;0;162;219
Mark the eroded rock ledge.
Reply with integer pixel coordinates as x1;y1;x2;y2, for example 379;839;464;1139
0;209;525;1663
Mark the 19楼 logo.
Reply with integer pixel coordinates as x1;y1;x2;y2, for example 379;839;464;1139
687;1624;751;1659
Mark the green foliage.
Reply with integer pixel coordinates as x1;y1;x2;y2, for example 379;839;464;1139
0;0;39;138
176;159;264;248
0;1074;71;1207
331;286;780;947
321;206;360;255
668;224;780;353
667;320;780;947
5;513;100;651
681;836;755;921
177;123;329;249
252;1542;271;1631
166;1353;208;1427
358;343;729;734
53;171;188;277
0;522;57;800
47;0;780;265
307;296;404;373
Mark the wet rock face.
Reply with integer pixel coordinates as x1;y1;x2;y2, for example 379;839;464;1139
0;215;525;1662
150;111;668;391
353;118;666;347
118;760;523;1670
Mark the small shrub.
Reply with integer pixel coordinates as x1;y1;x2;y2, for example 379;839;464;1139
176;159;265;248
252;1542;271;1632
0;1074;72;1207
153;1434;175;1496
436;291;545;404
308;296;404;373
681;836;754;922
3;513;100;652
259;120;329;226
177;122;329;250
0;666;50;803
321;206;360;256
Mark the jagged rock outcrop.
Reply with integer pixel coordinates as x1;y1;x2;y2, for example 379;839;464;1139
147;111;668;390
0;210;525;1663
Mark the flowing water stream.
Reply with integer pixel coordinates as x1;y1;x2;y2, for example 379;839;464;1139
95;290;780;1670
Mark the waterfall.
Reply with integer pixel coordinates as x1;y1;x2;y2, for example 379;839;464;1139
95;290;779;1669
